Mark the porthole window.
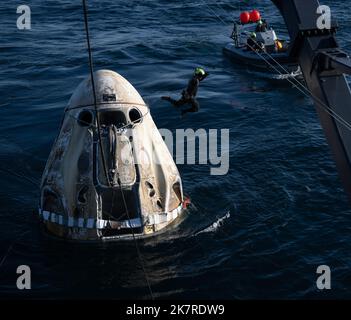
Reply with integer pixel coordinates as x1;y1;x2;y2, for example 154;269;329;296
145;181;154;189
77;110;94;127
129;108;142;124
157;200;163;210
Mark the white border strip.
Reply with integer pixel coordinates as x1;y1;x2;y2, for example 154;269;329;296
38;204;182;230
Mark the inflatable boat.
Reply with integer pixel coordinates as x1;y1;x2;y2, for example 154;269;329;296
224;18;302;79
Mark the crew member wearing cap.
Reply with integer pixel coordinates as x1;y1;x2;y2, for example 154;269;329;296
255;19;268;33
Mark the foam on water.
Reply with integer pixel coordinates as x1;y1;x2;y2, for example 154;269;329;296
195;212;231;235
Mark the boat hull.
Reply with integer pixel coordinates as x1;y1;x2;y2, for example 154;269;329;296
223;43;301;76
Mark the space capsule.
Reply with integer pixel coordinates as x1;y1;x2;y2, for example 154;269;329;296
39;70;185;240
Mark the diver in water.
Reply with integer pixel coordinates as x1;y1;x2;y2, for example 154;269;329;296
161;67;209;116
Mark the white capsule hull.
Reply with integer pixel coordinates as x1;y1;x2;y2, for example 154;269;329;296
40;70;185;241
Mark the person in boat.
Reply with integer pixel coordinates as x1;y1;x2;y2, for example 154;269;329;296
247;32;264;52
255;19;268;33
275;39;284;52
161;67;209;116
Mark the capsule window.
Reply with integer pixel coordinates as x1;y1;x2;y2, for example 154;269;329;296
172;182;182;202
129;108;142;124
145;181;154;189
99;110;127;128
77;185;89;204
157;200;163;210
78;110;94;127
42;189;64;214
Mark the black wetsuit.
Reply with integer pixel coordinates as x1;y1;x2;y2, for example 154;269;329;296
247;37;257;51
255;23;267;33
163;73;208;115
256;20;268;32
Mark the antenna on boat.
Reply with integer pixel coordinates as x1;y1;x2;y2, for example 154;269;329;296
81;0;154;299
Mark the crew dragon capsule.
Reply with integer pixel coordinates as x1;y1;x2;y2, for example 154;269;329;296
39;70;185;240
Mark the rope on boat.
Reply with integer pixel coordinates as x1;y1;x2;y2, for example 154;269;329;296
242;30;351;132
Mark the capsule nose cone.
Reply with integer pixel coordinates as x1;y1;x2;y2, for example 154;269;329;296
68;70;145;109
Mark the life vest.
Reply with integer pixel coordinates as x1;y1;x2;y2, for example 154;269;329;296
276;40;283;51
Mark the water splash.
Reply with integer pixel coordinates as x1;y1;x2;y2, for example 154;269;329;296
195;211;231;236
246;67;302;81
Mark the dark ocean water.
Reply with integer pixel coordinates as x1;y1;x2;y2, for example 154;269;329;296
1;0;351;299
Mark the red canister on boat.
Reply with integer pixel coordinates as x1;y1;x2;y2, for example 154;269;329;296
240;11;251;24
250;10;261;23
